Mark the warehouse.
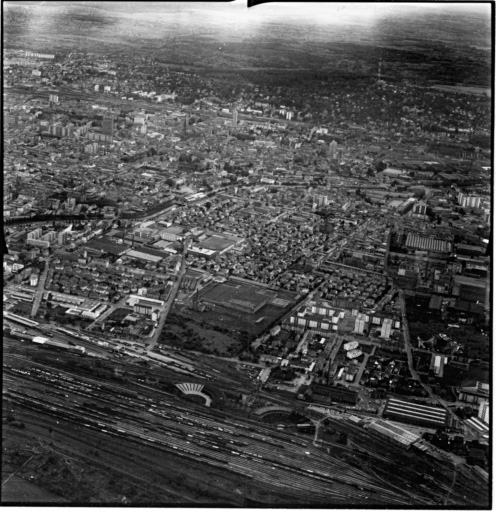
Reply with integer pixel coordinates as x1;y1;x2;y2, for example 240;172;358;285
126;249;163;263
382;397;448;428
310;384;359;405
405;233;452;254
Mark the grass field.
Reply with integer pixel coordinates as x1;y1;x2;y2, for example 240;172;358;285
105;307;134;323
1;475;68;503
161;312;242;356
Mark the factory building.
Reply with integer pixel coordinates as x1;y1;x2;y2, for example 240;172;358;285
382;397;448;428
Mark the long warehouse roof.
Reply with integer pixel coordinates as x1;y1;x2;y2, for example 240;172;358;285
405;233;452;253
465;416;489;434
384;397;448;425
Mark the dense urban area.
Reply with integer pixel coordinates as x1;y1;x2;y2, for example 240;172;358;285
3;1;491;507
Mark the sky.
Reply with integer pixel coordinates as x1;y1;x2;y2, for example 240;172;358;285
239;1;492;24
4;1;492;44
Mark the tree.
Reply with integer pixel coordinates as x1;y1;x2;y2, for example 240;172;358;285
375;161;387;173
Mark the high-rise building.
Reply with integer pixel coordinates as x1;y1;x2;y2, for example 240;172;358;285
458;193;481;209
381;318;393;340
102;114;114;139
27;228;42;240
58;231;69;245
413;201;427;216
329;140;338;160
354;313;367;335
232;109;238;126
478;400;489;424
85;142;99;154
313;195;328;207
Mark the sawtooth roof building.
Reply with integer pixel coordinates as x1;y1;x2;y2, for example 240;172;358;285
382;397;448;428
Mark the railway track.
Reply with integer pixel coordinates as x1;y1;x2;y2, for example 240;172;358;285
4;352;487;506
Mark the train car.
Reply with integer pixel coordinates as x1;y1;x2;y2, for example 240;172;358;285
10;331;34;342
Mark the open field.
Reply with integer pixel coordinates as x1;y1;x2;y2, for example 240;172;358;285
1;475;68;504
160;311;243;356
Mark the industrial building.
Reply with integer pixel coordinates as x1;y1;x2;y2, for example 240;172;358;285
382;397;448;428
405;233;452;254
366;419;421;448
309;384;359;405
452;275;487;303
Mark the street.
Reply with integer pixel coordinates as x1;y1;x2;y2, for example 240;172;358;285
30;258;50;319
147;237;190;352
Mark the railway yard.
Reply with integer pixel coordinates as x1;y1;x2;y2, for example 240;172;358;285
2;326;489;506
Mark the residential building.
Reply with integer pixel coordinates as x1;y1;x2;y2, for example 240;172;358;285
478;400;489;424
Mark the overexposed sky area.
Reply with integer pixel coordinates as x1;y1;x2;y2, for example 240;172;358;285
208;0;491;26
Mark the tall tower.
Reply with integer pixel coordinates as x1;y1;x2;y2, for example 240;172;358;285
102;114;114;141
232;109;238;127
329;140;338;161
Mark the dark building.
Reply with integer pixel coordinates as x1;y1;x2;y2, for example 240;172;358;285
311;384;359;405
102;114;114;140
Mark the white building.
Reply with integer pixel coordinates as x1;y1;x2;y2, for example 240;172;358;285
478;400;489;424
354;313;367;335
458;193;481;209
381;318;393;340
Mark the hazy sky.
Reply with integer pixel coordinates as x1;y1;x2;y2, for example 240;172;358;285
4;1;491;44
239;1;492;24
